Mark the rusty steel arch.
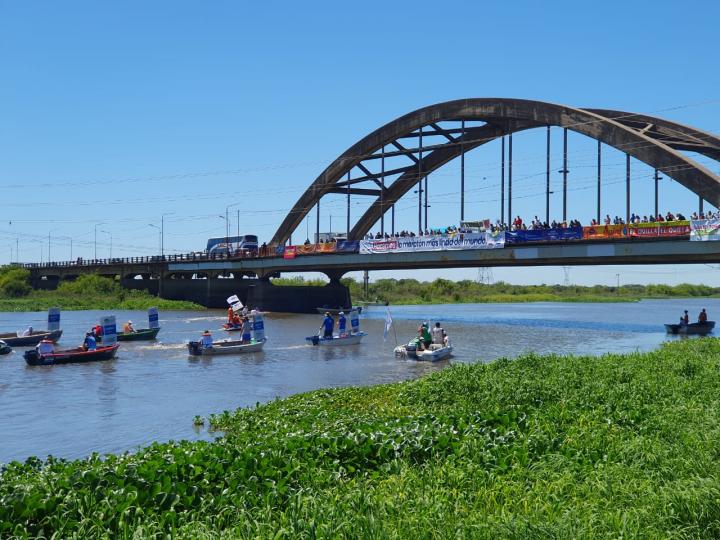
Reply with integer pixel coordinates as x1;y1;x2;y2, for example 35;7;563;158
271;98;720;245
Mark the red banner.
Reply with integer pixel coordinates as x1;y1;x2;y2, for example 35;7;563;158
582;224;627;239
283;246;297;259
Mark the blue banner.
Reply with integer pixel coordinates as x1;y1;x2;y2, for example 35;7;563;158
505;227;583;244
337;240;360;253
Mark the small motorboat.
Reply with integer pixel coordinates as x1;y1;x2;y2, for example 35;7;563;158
315;306;362;315
99;327;160;342
0;340;12;355
664;321;715;335
221;323;244;332
187;338;267;356
306;332;367;346
24;344;120;366
394;341;453;362
0;329;63;347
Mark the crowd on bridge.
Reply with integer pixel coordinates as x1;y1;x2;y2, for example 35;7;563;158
361;207;717;241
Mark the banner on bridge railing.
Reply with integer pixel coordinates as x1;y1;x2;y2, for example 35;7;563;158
628;221;690;238
505;226;583;244
690;219;720;241
359;232;504;254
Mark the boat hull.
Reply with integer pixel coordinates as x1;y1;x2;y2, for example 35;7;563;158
665;321;715;335
0;330;63;347
306;332;366;346
99;327;160;342
395;342;452;361
187;338;266;356
24;344;120;366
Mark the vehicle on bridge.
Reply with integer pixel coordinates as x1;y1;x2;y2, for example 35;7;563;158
206;235;258;256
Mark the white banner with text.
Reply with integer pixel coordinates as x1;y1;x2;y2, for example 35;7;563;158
359;232;505;254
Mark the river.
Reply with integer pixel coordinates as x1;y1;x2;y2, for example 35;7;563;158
0;298;714;463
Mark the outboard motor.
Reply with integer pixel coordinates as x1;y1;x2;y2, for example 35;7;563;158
187;341;201;355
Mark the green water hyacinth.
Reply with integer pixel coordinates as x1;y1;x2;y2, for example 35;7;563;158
3;339;720;537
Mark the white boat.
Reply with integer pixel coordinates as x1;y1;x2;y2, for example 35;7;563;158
187;338;267;356
306;332;366;346
394;341;453;362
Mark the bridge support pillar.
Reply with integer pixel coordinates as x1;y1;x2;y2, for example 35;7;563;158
247;278;351;314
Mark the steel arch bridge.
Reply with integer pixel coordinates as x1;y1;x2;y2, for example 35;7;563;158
270;98;720;246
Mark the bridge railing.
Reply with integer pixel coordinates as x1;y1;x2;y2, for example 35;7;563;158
18;245;281;270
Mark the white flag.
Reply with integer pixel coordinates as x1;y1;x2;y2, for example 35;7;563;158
383;308;393;342
231;301;244;312
226;294;240;305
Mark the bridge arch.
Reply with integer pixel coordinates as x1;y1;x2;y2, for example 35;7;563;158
271;98;720;245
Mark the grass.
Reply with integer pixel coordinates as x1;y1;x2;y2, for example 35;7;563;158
3;338;720;537
0;274;202;312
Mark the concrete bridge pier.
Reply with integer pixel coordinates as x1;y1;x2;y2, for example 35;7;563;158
247;275;351;314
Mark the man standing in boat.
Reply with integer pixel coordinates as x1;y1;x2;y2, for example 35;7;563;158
431;322;448;346
699;309;708;323
321;312;334;339
682;310;690;325
241;316;252;343
337;311;347;337
200;330;213;349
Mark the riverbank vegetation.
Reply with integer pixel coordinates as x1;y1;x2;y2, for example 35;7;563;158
0;268;201;311
3;338;720;537
274;275;720;304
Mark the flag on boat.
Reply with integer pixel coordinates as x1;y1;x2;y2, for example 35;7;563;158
231;301;243;312
384;308;393;342
226;294;240;305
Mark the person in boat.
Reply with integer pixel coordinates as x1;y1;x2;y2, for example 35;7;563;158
82;332;97;351
241;316;252;343
241;305;249;318
681;310;690;325
21;325;33;336
227;307;234;325
36;338;55;357
200;330;213;349
699;309;708;323
232;313;242;328
431;322;448;347
93;324;103;338
321;312;335;339
337;311;347;336
123;320;135;333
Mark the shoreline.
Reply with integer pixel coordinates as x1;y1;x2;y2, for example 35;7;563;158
2;339;719;537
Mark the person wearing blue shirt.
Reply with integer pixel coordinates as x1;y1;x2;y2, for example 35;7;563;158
83;332;97;351
337;312;347;335
322;312;334;338
200;330;214;349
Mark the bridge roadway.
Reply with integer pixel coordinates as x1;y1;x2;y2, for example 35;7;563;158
23;237;720;311
169;237;720;276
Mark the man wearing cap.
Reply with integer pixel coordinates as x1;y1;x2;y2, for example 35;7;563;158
123;320;135;333
36;338;55;357
337;311;347;336
321;312;334;339
200;330;213;349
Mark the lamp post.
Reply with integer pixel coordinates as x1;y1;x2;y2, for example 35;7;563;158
225;202;243;249
148;224;161;255
218;215;227;254
100;230;112;259
94;223;104;260
160;212;174;258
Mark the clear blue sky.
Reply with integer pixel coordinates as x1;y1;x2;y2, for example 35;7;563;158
2;1;719;285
